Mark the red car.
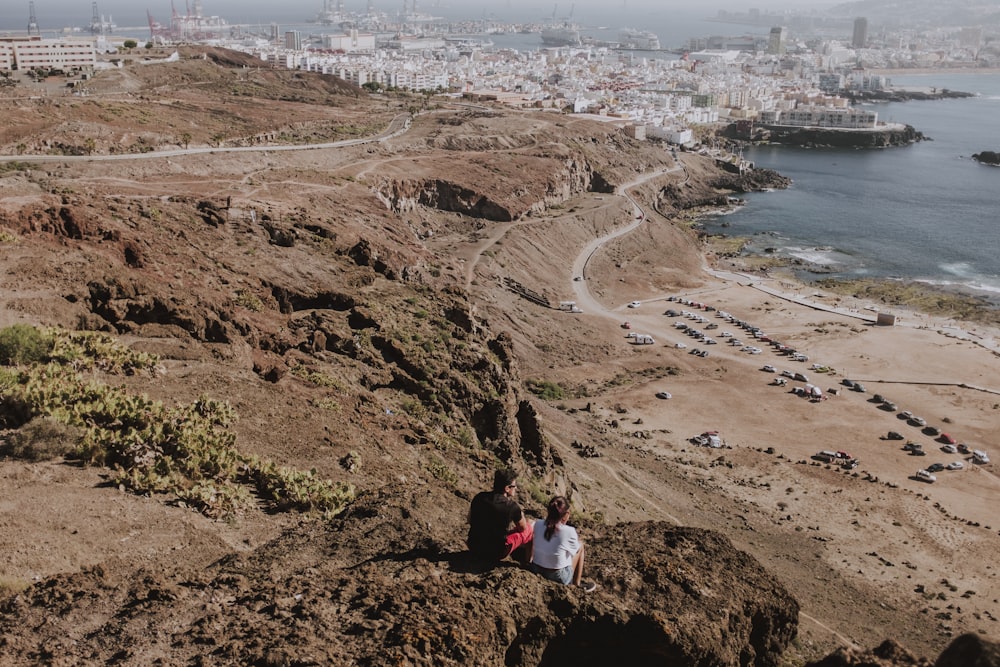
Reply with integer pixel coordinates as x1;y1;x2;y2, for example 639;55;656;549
939;433;957;445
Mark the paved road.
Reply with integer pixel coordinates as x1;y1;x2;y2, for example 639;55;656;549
569;165;683;318
0;113;412;163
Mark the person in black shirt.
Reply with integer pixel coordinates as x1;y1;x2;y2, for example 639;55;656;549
467;469;534;563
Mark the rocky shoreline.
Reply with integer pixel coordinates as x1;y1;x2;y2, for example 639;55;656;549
844;88;975;103
718;122;925;148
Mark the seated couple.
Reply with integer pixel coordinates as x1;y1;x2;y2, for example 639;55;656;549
467;469;596;592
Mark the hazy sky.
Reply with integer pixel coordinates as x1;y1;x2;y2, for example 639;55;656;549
2;0;838;31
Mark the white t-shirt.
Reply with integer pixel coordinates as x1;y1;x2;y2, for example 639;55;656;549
531;518;580;570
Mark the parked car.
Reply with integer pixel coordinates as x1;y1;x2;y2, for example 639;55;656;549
655;391;672;400
761;365;777;373
927;463;946;473
910;416;927;427
941;444;958;453
628;301;641;308
957;443;971;454
781;370;795;379
881;402;898;412
973;450;991;464
675;343;687;349
842;458;859;470
886;431;904;440
899;410;913;420
923;426;941;437
852;383;866;393
872;394;885;403
915;469;937;483
938;433;957;445
946;461;965;470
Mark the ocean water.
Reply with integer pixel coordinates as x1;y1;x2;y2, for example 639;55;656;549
700;72;1000;301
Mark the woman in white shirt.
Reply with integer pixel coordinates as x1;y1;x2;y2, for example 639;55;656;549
530;496;596;592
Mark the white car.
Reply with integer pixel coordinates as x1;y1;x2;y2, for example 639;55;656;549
628;301;641;308
941;444;957;454
915;469;937;483
720;331;733;338
675;343;687;349
946;461;964;470
761;365;776;373
973;450;990;464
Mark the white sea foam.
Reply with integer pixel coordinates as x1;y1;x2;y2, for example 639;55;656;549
916;277;1000;296
939;262;974;277
785;246;842;266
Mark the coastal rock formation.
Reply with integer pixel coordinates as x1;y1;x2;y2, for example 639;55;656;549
972;150;1000;166
719;123;925;148
843;89;975;103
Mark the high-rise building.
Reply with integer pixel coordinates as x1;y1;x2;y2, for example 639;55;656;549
852;17;868;49
284;30;302;50
768;26;787;55
959;26;983;52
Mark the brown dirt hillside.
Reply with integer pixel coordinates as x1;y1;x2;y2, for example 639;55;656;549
0;48;998;666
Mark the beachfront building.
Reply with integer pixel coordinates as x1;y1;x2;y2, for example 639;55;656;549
759;105;877;129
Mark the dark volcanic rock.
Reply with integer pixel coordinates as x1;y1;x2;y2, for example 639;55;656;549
805;634;1000;667
719;123;925;148
844;89;974;103
805;638;930;666
935;633;1000;667
972;151;1000;166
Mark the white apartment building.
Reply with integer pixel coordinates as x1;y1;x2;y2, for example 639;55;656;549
322;31;376;52
1;37;96;71
0;43;13;70
759;105;877;128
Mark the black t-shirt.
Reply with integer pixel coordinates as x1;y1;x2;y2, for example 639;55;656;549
467;490;522;560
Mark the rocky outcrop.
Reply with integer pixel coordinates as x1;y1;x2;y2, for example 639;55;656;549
372;156;615;222
0;489;801;667
972;151;1000;166
719;123;925;148
804;634;1000;667
843;89;974;103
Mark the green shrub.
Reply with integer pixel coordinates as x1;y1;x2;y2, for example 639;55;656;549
0;324;53;366
526;378;565;400
0;351;354;520
4;416;82;461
